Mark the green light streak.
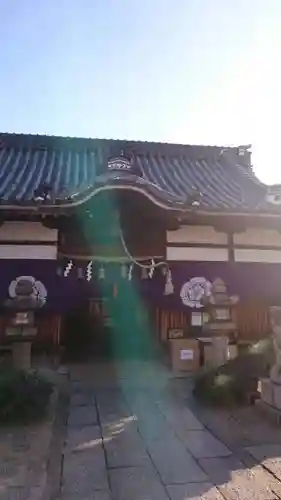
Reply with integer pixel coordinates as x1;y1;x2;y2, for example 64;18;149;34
76;192;159;364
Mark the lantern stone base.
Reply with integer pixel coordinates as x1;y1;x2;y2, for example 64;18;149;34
201;337;230;368
12;341;32;371
212;336;229;367
202;342;213;368
260;378;274;406
227;344;238;360
274;382;281;410
258;378;281;425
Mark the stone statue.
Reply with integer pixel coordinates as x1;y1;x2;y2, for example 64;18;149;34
269;306;281;383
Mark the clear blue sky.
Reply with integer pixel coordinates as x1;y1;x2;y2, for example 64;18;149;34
0;0;280;184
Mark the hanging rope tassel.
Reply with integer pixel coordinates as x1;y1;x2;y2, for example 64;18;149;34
164;268;174;295
149;260;155;279
128;264;133;281
86;261;93;281
64;260;73;277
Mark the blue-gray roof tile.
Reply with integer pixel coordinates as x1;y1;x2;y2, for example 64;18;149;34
0;132;276;213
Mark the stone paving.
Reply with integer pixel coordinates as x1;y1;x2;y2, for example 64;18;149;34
60;362;281;500
0;361;65;500
0;412;53;500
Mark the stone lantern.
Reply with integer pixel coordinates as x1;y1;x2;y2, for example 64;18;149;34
4;278;45;370
202;278;239;366
260;306;281;413
205;278;237;328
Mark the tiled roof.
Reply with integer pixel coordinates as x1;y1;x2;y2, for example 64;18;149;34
0;132;277;213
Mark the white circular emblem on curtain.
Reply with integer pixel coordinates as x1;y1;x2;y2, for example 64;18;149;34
180;277;212;308
8;276;47;305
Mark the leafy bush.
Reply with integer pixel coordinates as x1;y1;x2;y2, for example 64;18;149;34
193;338;274;407
193;369;246;406
0;368;53;424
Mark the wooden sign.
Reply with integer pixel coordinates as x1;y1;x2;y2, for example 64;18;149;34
168;328;184;340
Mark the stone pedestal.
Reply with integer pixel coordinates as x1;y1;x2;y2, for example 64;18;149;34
212;336;228;367
203;343;213;368
227;344;238;360
201;277;239;369
273;382;281;410
259;306;281;420
12;342;32;371
201;337;230;368
260;378;274;406
259;379;281;425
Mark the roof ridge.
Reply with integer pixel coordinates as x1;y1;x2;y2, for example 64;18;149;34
0;132;280;212
0;131;245;151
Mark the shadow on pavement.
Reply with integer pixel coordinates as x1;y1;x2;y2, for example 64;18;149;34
58;361;281;500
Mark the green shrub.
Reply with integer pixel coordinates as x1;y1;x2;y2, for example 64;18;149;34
0;368;53;424
193;368;246;406
193;338;274;407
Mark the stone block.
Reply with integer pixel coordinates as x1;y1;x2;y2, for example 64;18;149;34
0;487;30;500
273;382;281;410
178;430;232;459
68;406;98;426
61;493;112;500
109;466;169;500
203;344;215;368
65;426;102;454
199;456;280;500
103;427;150;468
169;339;200;372
12;342;31;370
70;391;96;407
260;378;274;406
62;450;109;493
157;402;204;430
245;444;281;481
61;493;111;500
137;415;172;442
212;337;228;367
167;482;225;500
146;437;207;484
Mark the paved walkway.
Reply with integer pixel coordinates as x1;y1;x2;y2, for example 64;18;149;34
61;362;281;500
0;408;54;500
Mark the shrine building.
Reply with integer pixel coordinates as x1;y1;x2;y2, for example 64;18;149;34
0;132;280;358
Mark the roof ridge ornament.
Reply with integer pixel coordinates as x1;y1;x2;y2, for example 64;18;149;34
265;186;281;206
238;145;250;156
32;183;53;203
219;145;251;157
183;188;202;209
108;151;133;171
